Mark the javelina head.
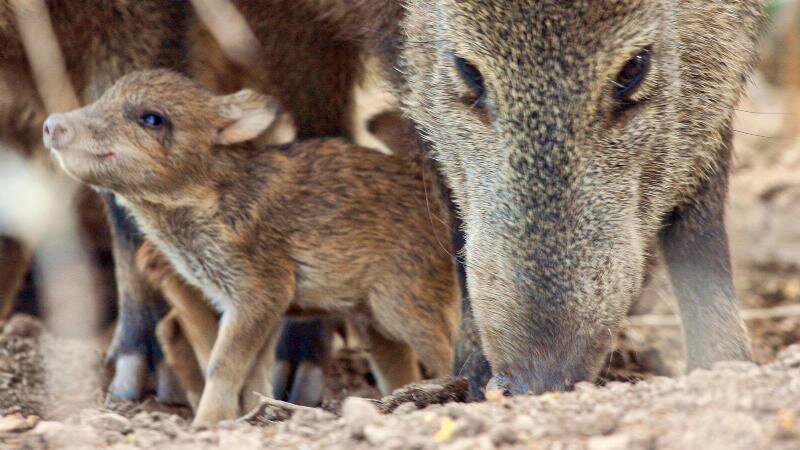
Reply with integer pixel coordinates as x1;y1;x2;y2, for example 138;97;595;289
43;70;278;196
400;0;764;393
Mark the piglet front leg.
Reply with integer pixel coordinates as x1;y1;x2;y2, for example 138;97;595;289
192;303;285;426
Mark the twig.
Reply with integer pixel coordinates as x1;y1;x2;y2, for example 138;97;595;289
237;393;322;424
189;0;261;69
627;304;800;327
253;394;320;413
10;0;80;113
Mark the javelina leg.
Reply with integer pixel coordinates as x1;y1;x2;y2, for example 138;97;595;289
272;318;333;406
0;237;32;322
102;193;176;401
156;311;201;408
660;129;752;370
193;288;289;426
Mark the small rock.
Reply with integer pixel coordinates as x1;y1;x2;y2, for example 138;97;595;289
2;314;45;338
776;409;799;439
511;415;536;430
86;412;132;433
217;419;238;430
434;417;457;442
0;413;38;432
775;344;800;368
587;433;632;450
489;425;518;446
363;423;396;446
485;388;505;402
128;428;170;446
46;425;106;447
219;429;264;448
292;408;336;423
392;402;418;415
31;420;66;436
442;435;495;450
604;382;629;394
341;397;380;438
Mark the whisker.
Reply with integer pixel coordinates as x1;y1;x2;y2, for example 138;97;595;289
733;108;788;116
415;187;518;299
732;129;777;139
457;349;478;377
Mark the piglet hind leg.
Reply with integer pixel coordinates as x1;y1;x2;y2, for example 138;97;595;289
361;325;422;394
660;129;752;370
365;280;457;393
155;311;204;410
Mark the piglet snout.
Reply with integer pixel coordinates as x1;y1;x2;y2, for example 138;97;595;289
43;114;75;149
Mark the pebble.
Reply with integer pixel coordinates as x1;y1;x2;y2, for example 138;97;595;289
341;397;380;438
392;402;418;415
0;413;38;432
587;433;632;450
86;412;132;433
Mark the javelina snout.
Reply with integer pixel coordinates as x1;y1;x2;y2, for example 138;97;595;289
486;333;605;396
466;192;643;393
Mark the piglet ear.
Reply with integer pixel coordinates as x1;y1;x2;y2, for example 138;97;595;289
216;89;279;145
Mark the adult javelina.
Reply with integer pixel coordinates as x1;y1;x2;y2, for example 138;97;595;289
398;0;766;394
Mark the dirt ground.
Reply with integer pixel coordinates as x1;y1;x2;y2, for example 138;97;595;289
3;28;800;450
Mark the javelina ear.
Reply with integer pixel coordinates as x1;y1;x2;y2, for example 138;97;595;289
216;89;279;145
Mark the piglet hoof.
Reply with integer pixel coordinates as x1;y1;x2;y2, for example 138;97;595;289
107;353;148;401
155;360;188;406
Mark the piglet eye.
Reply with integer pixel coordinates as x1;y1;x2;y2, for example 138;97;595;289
615;48;651;102
139;111;167;129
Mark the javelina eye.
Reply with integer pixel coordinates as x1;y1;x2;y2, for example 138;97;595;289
139;111;167;129
614;48;651;103
454;55;486;107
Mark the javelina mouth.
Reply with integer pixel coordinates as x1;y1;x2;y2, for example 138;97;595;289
48;145;113;160
486;356;590;396
487;372;573;396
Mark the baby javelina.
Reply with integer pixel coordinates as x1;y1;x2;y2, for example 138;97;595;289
43;70;459;426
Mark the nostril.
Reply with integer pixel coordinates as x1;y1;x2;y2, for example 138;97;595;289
43;115;73;146
487;373;530;396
